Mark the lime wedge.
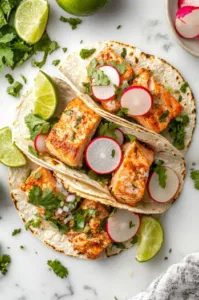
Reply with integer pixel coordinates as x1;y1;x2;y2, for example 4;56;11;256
136;216;164;262
0;127;26;167
34;71;57;120
15;0;49;44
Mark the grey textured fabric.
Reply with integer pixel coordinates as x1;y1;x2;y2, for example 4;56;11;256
129;253;199;300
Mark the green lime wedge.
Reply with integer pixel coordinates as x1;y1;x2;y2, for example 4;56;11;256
15;0;49;44
136;216;164;262
34;71;57;120
0;127;26;167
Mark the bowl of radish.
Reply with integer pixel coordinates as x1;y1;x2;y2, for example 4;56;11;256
166;0;199;57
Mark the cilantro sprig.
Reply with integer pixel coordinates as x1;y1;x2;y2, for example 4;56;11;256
0;254;11;275
25;114;51;141
97;121;119;139
190;170;199;190
47;259;68;278
168;115;189;150
151;160;167;188
80;48;96;59
60;16;82;30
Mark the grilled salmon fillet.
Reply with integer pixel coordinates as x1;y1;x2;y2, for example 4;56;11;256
93;48;134;113
68;199;111;259
110;140;154;206
46;98;101;167
132;68;184;133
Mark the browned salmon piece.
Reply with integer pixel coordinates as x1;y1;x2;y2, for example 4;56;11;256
101;99;121;113
110;141;154;206
68;199;111;259
46;98;101;167
131;69;184;133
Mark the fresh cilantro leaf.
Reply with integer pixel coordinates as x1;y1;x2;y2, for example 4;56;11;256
0;254;11;275
1;0;20;20
97;121;119;139
121;48;127;58
25;215;41;230
132;74;139;81
52;59;60;66
20;245;24;249
151;160;164;171
22;168;31;183
125;134;136;142
28;186;64;210
5;73;14;84
88;58;110;86
109;60;126;75
155;166;167;188
60;16;82;29
117;25;121;29
20;74;27;83
28;145;38;157
47;259;68;278
190;170;199;190
25;113;51;140
47;217;70;234
114;83;128;100
7;81;23;97
159;110;169;123
62;47;67;53
82;82;91;95
178;95;182;102
80;48;96;59
0;45;14;71
34;172;41;179
98;217;108;231
111;149;115;158
131;235;138;245
73;208;99;232
65;110;72;116
12;228;21;236
87;170;111;186
168;114;189;150
129;221;135;228
180;82;189;93
0;7;7;28
0;32;16;43
113;242;126;249
116;107;128;118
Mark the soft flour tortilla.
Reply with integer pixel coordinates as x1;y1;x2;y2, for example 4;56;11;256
13;76;186;214
59;40;196;154
8;160;135;258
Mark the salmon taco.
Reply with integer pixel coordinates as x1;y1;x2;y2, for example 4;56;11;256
59;40;196;153
13;74;186;215
9;159;143;259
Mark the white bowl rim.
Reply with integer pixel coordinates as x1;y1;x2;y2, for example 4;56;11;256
165;0;199;58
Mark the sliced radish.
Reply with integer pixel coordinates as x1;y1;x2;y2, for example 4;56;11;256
114;129;124;145
175;17;199;38
91;65;120;101
147;167;180;204
85;136;122;174
178;0;199;8
34;134;48;153
106;209;141;243
120;86;152;116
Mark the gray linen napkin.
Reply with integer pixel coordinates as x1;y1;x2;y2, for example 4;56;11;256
129;253;199;300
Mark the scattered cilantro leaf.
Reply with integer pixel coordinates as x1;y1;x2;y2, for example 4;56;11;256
52;59;60;66
129;221;135;228
65;110;72;116
34;172;41;179
80;48;96;59
0;254;11;275
22;168;31;183
88;58;110;86
62;47;67;53
47;217;70;234
12;228;21;236
159;110;169;123
7;81;23;97
25;113;51;140
60;16;82;30
109;60;126;75
80;40;83;44
113;242;125;249
190;170;199;190
47;259;68;278
178;95;182;102
25;215;41;230
121;48;127;58
87;170;110;186
73;208;99;232
155;166;167;188
116;107;128;118
20;74;27;84
111;149;115;157
28;145;38;157
5;73;14;84
117;25;121;29
82;82;91;95
132;74;139;81
20;245;24;249
168;114;189;150
180;82;189;93
125;134;136;142
131;235;138;245
114;83;128;100
97;121;119;139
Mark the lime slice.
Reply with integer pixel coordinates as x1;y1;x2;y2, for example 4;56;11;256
136;216;164;262
15;0;49;44
34;71;57;120
0;127;26;167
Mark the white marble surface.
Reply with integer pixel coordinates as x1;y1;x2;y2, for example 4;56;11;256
0;0;199;299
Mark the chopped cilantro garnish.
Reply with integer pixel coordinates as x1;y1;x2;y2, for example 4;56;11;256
168;114;189;150
20;245;24;249
80;40;83;44
5;73;14;84
12;228;21;236
80;48;96;59
0;254;11;275
34;173;41;179
132;74;139;81
98;217;108;231
129;221;135;228
178;95;182;102
155;166;167;188
88;58;110;86
47;217;70;234
190;170;199;190
121;48;127;58
74;116;82;128
20;74;27;84
164;256;168;260
109;60;126;75
125;134;136;142
82;82;91;95
65;110;72;116
22;168;31;183
52;59;60;66
25;113;51;140
47;259;68;278
114;83;128;100
25;215;41;230
62;47;67;53
180;82;189;93
131;235;138;245
169;248;172;253
28;145;38;157
73;208;99;232
7;81;23;97
116;107;129;118
113;242;125;249
111;149;115;158
97;121;119;139
117;25;121;29
159;110;169;122
60;16;82;29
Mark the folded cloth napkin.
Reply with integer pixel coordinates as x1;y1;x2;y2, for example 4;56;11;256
129;253;199;300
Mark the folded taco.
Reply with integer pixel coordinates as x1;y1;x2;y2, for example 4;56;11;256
13;75;185;215
59;40;196;153
9;159;140;259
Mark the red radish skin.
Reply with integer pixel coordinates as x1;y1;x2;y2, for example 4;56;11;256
91;65;121;101
85;136;122;175
147;167;180;204
175;17;199;38
120;86;152;116
34;134;48;153
106;210;141;243
178;0;199;8
114;129;124;145
176;6;199;25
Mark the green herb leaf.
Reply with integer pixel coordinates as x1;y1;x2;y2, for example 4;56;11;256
178;95;182;102
131;235;138;245
111;149;115;158
114;83;129;100
73;208;99;232
22;168;31;183
113;242;126;249
168;114;189;150
116;107;129;118
80;48;96;59
121;48;127;58
109;60;126;75
25;215;41;230
117;25;121;29
52;59;60;66
28;145;38;157
88;58;110;86
129;221;135;228
25;113;51;141
65;110;72;116
7;81;23;97
62;47;67;53
47;259;68;278
12;228;21;236
82;82;91;95
190;170;199;190
34;172;41;179
20;245;24;249
180;82;189;93
159;110;169;123
125;134;136;142
155;166;167;188
97;121;119;139
0;254;11;275
60;16;82;29
47;217;70;234
20;74;27;84
5;73;14;84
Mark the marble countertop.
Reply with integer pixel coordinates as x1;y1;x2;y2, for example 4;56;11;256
0;0;199;299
